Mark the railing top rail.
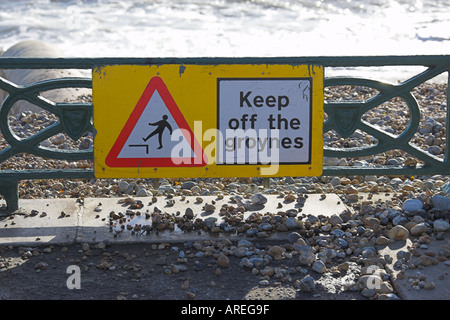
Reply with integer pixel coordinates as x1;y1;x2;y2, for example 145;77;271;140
1;55;450;69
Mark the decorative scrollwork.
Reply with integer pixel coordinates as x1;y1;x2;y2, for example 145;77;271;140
0;77;93;162
323;64;450;175
324;77;421;157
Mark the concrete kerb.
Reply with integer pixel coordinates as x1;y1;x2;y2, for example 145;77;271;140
0;194;349;246
0;198;81;246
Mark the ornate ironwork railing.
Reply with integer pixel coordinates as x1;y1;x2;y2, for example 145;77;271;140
0;56;449;210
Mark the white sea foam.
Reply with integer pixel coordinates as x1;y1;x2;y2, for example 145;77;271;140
0;0;449;82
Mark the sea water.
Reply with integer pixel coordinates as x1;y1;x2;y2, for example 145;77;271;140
0;0;449;82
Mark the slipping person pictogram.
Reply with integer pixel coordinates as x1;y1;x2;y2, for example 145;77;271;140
142;115;173;149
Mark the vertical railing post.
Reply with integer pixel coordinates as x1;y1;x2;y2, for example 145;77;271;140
0;178;19;212
445;72;450;165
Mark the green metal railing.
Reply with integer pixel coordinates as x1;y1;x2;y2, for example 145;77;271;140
0;56;449;211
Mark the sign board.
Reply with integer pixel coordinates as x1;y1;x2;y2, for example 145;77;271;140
93;64;323;178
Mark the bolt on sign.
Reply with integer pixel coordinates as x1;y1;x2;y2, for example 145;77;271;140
93;63;323;178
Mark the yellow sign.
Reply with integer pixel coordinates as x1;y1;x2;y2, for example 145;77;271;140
93;64;323;178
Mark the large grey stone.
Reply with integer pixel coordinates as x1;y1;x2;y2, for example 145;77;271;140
250;193;268;205
402;198;423;212
0;40;91;114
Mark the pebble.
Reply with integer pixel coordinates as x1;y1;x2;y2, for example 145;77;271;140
433;219;450;232
50;133;65;145
364;217;380;230
441;181;450;194
238;240;253;248
410;222;428;236
184;207;194;219
424;282;435;290
336;238;348;248
393;215;408;226
181;181;196;190
285;217;302;230
418;255;435;266
329;177;341;186
135;188;148;197
378;293;401;300
258;280;270;286
361;247;377;259
216;254;230;268
35;262;48;270
51;182;64;191
439;245;450;257
329;214;343;226
260;267;274;277
239;257;253;268
338;262;349;272
376;236;390;246
298;251;316;266
432;195;450;211
202;203;216;212
172;265;187;273
96;242;107;250
118;181;130;193
404;157;418;167
297;276;315;292
250;193;267;205
361;288;376;298
268;245;285;260
388;225;409;241
287;232;301;244
402;198;423;212
346;185;358;195
312;260;326;274
78;137;92;150
323;157;338;166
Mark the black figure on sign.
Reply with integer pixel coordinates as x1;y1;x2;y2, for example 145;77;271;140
143;115;173;149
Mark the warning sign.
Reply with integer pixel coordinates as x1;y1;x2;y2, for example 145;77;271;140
105;76;207;167
93;64;323;178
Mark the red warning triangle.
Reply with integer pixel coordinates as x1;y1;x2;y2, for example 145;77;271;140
105;76;207;167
